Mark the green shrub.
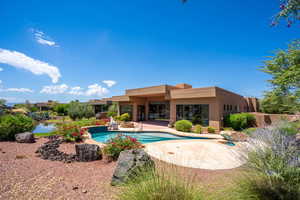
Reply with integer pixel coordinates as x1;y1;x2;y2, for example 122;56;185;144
175;120;193;132
53;104;69;116
234;127;300;200
274;120;299;136
193;125;202;134
119;113;131;122
107;102;118;117
57;123;87;142
103;134;143;161
0;114;35;141
207;126;215;133
225;113;256;131
67;101;94;120
28;111;50;121
119;164;203;200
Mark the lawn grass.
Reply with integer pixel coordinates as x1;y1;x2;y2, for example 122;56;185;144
34;132;58;137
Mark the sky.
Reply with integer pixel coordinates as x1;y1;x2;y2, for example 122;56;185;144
0;0;299;103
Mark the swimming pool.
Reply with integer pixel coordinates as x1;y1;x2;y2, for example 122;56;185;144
91;131;206;144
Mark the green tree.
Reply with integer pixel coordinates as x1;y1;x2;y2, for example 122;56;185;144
273;0;300;27
0;99;6;107
107;102;118;117
53;104;69;116
260;40;300;114
67;101;95;120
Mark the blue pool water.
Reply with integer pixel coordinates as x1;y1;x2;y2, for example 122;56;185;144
33;123;56;133
91;131;206;144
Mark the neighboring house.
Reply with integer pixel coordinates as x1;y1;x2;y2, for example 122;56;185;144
88;99;110;113
95;83;259;130
34;100;56;111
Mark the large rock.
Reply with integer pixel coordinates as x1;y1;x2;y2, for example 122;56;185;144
111;149;154;186
15;132;35;143
75;144;102;162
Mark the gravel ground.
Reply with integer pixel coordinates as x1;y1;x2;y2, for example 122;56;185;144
0;138;240;200
0;138;117;200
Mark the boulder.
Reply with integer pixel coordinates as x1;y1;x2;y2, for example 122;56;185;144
220;131;248;142
111;149;154;186
15;132;35;143
75;144;102;162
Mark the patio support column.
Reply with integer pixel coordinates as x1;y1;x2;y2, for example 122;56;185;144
145;102;149;120
170;100;176;123
132;103;138;121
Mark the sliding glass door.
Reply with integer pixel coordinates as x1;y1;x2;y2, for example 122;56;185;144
148;101;170;121
176;104;209;126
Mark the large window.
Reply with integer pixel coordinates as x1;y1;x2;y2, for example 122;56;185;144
120;105;133;119
176;104;209;126
148;101;170;120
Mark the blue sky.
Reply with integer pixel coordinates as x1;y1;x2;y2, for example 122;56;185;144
0;0;299;103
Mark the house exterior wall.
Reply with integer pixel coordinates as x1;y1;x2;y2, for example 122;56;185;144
169;97;221;129
102;84;258;130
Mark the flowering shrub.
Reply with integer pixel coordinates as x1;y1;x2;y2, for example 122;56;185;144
58;124;87;142
103;134;143;161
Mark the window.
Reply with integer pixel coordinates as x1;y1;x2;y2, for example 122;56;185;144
148;101;170;120
230;105;233;111
224;104;226;111
176;104;209;126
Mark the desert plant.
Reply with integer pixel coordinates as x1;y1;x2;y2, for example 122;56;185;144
175;120;192;132
103;134;143;161
28;111;50;121
107;102;118;117
193;125;202;134
0;114;35;141
118;162;203;200
225;113;256;131
236;126;300;200
119;113;131;122
207;126;215;133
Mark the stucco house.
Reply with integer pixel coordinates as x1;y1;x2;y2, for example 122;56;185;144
91;83;259;130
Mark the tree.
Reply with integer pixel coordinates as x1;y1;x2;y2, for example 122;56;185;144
181;0;300;26
0;99;6;107
273;0;300;27
260;40;300;114
67;101;95;120
53;104;69;116
107;102;118;117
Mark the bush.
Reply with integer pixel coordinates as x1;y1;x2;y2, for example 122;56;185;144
273;120;299;136
28;111;50;121
103;134;143;161
236;126;300;200
68;101;95;120
225;113;256;131
119;113;131;122
0;114;35;141
207;126;215;133
57;123;87;142
107;102;118;117
222;127;234;131
119;164;203;200
193;125;202;134
53;104;69;116
175;120;193;132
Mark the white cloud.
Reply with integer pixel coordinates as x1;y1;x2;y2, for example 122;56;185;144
5;88;34;93
40;84;68;94
0;80;2;84
102;80;116;87
0;67;3;72
85;84;109;96
0;49;61;83
69;86;84;95
40;83;109;97
33;29;58;47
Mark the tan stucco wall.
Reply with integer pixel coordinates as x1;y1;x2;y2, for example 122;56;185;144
169;97;221;129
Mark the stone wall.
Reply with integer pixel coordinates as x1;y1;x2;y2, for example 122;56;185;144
251;112;300;127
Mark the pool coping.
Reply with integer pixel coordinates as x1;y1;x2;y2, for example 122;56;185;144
82;125;224;147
